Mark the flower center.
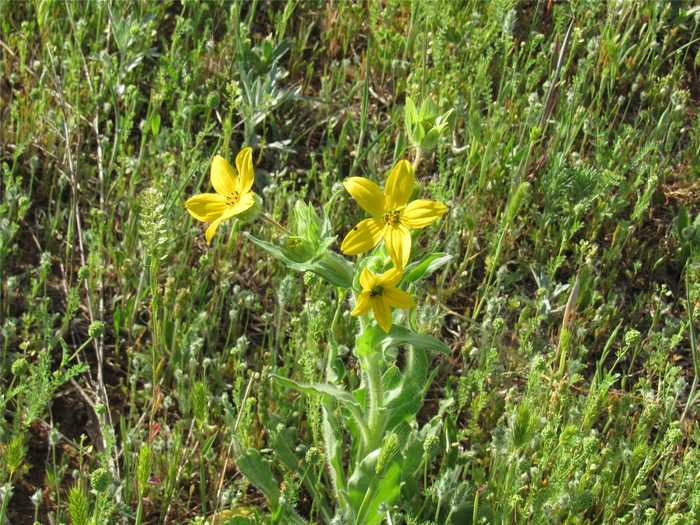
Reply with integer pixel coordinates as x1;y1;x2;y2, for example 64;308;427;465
369;285;384;297
226;190;240;206
383;209;401;227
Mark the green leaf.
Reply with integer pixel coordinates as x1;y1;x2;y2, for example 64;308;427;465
270;426;334;523
412;122;426;144
308;251;354;288
245;233;353;288
505;181;530;223
245;232;301;268
150;112;160;137
272;374;360;407
201;432;218;456
402;253;453;284
404;96;418;131
354;324;384;358
322;401;347;498
382;325;450;355
383;346;429;429
420;127;441;150
229;518;255;525
378;327;448;428
347;449;402;525
279;511;309;525
236;449;280;508
270;427;300;472
419;98;439;121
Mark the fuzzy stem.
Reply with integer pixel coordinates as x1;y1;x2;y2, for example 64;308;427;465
412;146;422;171
363;350;384;451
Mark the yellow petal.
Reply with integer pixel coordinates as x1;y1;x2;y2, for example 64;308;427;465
211;155;237;195
401;199;447;228
204;206;239;244
378;267;403;287
384;160;414;209
340;218;384;256
371;297;393;333
235;147;254;194
205;215;226;244
351;291;371;316
185;193;228;222
383;287;414;310
384;225;411;269
343;177;385;217
229;192;255;216
359;266;377;291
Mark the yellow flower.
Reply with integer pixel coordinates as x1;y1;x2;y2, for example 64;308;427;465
185;148;256;244
351;266;414;333
340;159;447;268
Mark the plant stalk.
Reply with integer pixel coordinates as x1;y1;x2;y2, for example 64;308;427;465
363;350;384;452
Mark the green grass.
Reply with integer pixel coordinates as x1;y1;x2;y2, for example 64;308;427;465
2;1;700;523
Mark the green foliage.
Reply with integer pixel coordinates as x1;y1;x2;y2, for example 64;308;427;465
245;200;354;288
2;1;700;524
404;97;453;152
67;485;89;525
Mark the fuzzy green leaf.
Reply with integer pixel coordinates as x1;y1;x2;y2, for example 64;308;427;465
402;253;453;284
347;449;402;525
272;374;360;407
382;325;450;355
236;449;280;509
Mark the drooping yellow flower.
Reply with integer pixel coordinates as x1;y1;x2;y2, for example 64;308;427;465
340;160;447;268
185;148;256;244
351;266;414;333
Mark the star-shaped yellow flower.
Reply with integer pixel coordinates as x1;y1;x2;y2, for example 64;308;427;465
340;159;447;268
185;148;256;244
351;266;414;333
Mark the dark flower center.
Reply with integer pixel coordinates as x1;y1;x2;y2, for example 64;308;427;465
383;209;401;226
369;286;384;297
226;190;240;206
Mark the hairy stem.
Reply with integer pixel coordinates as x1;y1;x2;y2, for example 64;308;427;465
363;351;384;451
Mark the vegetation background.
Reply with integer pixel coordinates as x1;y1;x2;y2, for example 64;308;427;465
2;0;700;523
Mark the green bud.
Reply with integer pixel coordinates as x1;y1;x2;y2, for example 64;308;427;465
245;198;354;288
405;96;453;150
623;329;641;348
284;236;317;263
11;357;29;376
88;320;105;338
304;446;322;464
78;265;89;281
376;432;399;474
90;467;111;492
423;432;439;457
291;200;323;240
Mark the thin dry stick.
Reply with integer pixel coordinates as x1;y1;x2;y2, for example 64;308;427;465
66;2;121;477
681;270;698;423
162;418;197;524
556;271;581;377
214;373;257;514
46;43;117;476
